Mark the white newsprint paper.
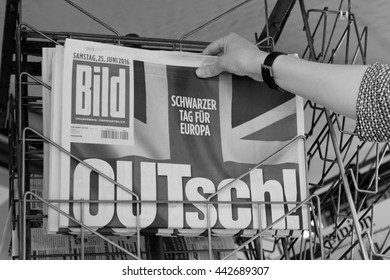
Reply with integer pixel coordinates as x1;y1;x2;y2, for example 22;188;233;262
43;38;309;237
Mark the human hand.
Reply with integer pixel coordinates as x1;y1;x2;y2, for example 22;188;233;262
195;33;267;81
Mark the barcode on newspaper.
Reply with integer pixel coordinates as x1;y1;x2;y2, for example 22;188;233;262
101;129;129;140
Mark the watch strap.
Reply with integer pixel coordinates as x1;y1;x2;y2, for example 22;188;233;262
261;52;286;90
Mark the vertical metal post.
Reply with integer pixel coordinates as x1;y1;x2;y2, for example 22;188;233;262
324;109;368;259
344;0;351;64
299;0;317;60
80;199;85;260
263;0;270;48
0;0;19;127
298;0;369;260
257;203;264;260
281;238;290;260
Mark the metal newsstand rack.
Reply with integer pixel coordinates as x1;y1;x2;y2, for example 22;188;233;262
2;0;390;260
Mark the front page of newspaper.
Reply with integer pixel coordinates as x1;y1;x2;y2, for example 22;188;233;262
45;38;308;237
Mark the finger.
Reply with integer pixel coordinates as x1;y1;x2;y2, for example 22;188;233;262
202;37;226;55
195;62;223;78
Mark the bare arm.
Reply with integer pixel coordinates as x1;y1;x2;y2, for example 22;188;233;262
195;33;369;120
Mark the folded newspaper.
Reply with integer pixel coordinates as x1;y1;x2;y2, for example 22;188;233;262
42;38;308;237
31;228;143;260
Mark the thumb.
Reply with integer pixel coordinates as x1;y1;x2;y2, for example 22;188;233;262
195;62;223;78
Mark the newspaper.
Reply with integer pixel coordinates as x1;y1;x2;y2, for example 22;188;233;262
42;45;65;233
162;236;237;260
29;176;44;211
31;228;143;260
321;198;390;260
23;176;144;260
41;47;52;214
43;38;309;237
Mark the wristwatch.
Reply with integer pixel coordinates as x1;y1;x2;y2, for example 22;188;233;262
261;52;286;90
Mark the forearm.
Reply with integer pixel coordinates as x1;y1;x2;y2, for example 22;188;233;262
196;33;390;142
271;54;369;119
196;33;369;120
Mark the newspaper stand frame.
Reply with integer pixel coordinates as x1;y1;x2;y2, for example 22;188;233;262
3;0;390;260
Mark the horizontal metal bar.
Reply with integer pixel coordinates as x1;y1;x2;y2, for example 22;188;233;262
20;29;209;52
25;198;311;206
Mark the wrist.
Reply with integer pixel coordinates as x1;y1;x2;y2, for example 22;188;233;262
247;51;265;81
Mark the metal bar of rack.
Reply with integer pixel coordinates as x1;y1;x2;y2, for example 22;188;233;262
2;0;390;260
298;0;390;260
